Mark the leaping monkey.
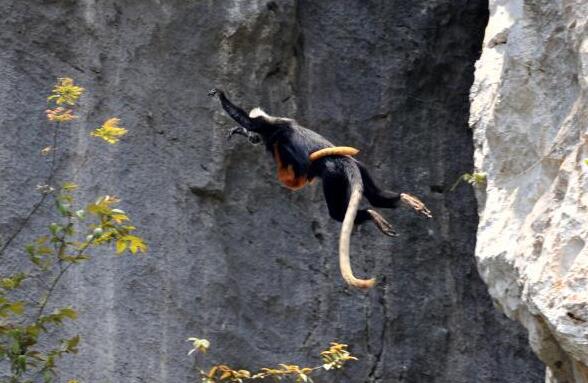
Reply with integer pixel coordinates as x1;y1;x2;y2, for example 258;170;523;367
209;89;431;289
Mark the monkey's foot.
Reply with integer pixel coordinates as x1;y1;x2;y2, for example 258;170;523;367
367;209;398;237
400;193;432;218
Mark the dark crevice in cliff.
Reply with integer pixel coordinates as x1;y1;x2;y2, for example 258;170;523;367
292;0;543;382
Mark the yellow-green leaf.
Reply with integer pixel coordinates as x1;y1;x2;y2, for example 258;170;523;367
115;239;127;254
62;182;79;192
65;335;80;352
87;195;120;216
111;213;129;224
122;235;147;254
47;78;85;106
9;302;24;315
91;118;128;144
58;307;78;320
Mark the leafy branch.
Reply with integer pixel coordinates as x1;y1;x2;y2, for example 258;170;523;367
0;78;145;383
450;172;487;191
188;338;357;383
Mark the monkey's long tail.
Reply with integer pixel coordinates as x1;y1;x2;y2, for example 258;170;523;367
339;167;376;289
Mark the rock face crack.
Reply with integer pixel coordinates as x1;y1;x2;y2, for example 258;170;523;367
366;280;387;383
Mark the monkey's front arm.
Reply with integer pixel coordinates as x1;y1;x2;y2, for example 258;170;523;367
209;88;262;144
209;88;255;131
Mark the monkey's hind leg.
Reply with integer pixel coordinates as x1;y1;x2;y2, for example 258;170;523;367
400;193;432;218
359;164;432;218
366;209;397;237
322;169;398;237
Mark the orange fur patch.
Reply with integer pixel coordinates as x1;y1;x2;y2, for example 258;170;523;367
308;146;359;162
273;144;309;190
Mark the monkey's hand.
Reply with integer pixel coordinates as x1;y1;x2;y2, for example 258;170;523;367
248;133;261;144
227;126;261;145
227;126;248;141
400;193;432;218
208;88;223;97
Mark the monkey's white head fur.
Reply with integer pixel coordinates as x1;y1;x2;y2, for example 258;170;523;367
248;107;270;119
249;107;292;124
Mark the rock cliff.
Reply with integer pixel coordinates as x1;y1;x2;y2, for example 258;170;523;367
1;1;543;382
471;0;588;381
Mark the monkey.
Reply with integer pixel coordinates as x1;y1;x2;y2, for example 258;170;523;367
209;88;431;289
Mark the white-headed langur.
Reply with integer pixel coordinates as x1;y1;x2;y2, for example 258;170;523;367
209;89;432;289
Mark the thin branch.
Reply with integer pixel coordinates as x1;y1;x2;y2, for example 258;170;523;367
35;237;91;320
0;123;61;259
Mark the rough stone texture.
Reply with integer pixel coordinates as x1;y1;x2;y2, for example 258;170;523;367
0;1;543;382
471;0;588;381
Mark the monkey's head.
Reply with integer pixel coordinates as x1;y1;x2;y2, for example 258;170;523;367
249;107;294;126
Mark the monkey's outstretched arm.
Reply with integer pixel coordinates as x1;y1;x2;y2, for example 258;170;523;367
209;88;256;131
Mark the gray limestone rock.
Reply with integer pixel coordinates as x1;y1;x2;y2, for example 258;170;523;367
472;0;588;381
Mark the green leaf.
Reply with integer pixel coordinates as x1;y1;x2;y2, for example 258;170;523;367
49;223;61;235
60;194;74;204
0;278;15;289
36;236;49;245
26;324;42;338
43;368;54;383
64;335;80;353
16;354;27;372
37;246;53;256
58;307;78;320
8;301;24;315
10;341;21;355
0;273;27;290
55;200;70;217
25;243;35;256
62;182;79;192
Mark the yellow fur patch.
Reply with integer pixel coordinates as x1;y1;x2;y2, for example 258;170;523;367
309;146;360;162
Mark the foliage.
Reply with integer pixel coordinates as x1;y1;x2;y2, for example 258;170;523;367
47;78;85;106
450;172;487;191
188;339;357;383
91;118;128;144
0;78;146;382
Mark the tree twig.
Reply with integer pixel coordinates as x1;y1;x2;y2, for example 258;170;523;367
0;123;61;259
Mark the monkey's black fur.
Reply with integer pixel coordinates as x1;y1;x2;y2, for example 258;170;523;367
211;89;407;232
